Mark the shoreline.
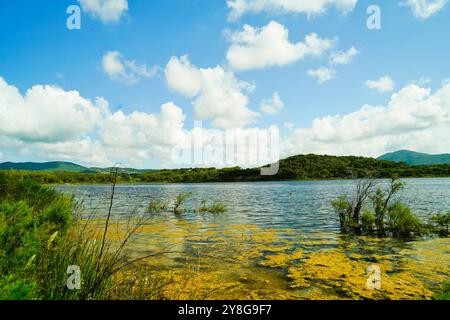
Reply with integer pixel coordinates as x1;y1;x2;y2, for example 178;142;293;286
47;175;450;187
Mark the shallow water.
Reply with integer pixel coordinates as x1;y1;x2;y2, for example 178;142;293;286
55;178;450;300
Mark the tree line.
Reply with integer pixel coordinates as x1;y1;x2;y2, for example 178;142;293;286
2;154;450;184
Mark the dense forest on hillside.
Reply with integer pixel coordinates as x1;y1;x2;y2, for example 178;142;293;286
2;154;450;185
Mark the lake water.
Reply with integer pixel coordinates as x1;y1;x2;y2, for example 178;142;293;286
55;178;450;300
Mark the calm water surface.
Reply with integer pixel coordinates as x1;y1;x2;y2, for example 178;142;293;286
55;178;450;232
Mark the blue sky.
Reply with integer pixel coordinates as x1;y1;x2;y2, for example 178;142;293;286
1;0;450;168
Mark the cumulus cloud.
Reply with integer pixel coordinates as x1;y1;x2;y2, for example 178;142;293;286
101;51;159;84
226;21;335;71
164;55;258;129
307;67;336;84
283;81;450;158
171;125;280;169
79;0;128;24
366;76;395;93
401;0;448;19
329;46;359;65
0;77;104;143
0;76;281;169
0;76;189;168
227;0;358;21
260;92;284;114
3;76;450;167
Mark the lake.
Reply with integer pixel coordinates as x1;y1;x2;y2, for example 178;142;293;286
55;178;450;299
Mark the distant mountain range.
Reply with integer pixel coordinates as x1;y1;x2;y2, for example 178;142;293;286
0;161;153;173
1;150;449;173
378;150;450;166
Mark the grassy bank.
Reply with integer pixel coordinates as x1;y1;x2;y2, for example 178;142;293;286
0;171;170;300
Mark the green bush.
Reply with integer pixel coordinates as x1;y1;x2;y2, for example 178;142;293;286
430;212;450;233
147;201;167;213
0;275;37;300
331;195;353;232
361;209;376;231
0;172;165;300
0;173;73;299
386;202;422;237
434;281;450;300
195;199;227;214
0;201;36;272
173;192;192;214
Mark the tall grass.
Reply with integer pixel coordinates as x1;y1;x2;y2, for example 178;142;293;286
0;170;170;300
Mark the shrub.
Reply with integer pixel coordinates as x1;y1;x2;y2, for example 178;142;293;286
147;201;167;213
386;202;422;237
0;201;36;272
331;195;353;232
195;199;227;214
361;209;376;232
0;275;37;300
331;177;426;238
434;281;450;300
429;212;450;233
0;173;167;300
173;192;192;214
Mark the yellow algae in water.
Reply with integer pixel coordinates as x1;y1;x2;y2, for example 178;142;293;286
287;249;434;300
158;263;297;300
88;216;448;300
259;250;303;268
397;237;450;285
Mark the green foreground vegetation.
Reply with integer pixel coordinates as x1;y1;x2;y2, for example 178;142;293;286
0;171;170;300
1;154;450;185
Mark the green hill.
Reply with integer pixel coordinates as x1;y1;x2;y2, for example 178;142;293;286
0;161;155;174
378;150;450;166
135;153;447;183
0;161;92;172
1;153;449;184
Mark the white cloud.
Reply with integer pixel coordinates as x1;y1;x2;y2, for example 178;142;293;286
3;75;450;167
0;75;281;169
165;55;258;129
366;76;395;93
283;81;450;158
99;102;188;166
227;0;358;21
171;125;280;169
401;0;448;19
0;76;189;168
79;0;128;24
0;77;104;143
101;51;159;84
329;46;359;65
226;21;335;71
260;92;284;114
307;67;336;84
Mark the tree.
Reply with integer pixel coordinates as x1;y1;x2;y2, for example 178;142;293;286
351;177;378;232
370;176;405;234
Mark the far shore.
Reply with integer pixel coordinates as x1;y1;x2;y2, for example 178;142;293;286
46;175;450;187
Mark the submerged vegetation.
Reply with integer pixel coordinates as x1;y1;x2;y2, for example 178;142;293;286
2;154;450;185
195;199;227;214
146;193;227;215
